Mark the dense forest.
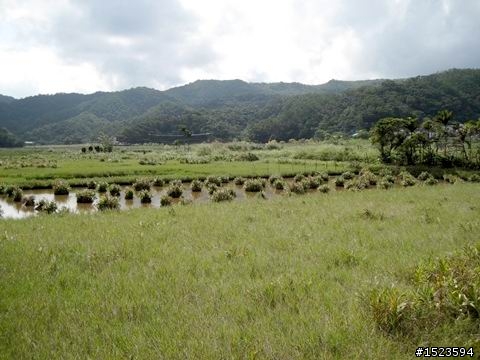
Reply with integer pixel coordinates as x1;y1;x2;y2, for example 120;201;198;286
0;69;479;145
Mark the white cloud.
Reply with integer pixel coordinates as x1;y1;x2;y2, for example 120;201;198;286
0;0;479;97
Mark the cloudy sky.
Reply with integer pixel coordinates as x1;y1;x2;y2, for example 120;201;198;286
0;0;479;98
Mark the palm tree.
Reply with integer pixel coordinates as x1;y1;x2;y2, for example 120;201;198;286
435;110;453;157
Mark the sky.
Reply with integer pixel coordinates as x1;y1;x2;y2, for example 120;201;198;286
0;0;479;98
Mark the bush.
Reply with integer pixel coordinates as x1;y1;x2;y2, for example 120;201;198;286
5;185;18;197
344;178;368;191
204;176;221;187
109;184;121;197
167;180;183;198
76;189;96;203
293;174;305;183
443;174;460;184
133;178;151;191
190;179;203;192
206;183;219;195
235;152;259;161
160;195;172;206
383;174;395;184
153;177;164;187
53;179;70;195
233;177;246;185
377;178;394;190
399;171;416;187
23;195;35;207
273;179;287;190
124;187;134;200
342;171;355;180
368;243;480;345
35;199;57;213
304;176;323;189
220;175;230;183
334;176;345;187
138;190;152;203
97;195;120;211
424;177;438;186
210;188;236;202
318;184;330;193
87;180;97;190
360;169;377;185
268;175;282;184
289;182;306;194
97;182;108;193
469;174;480;182
417;171;432;181
244;179;264;192
12;188;23;202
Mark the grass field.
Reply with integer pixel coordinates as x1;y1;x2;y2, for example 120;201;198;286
0;140;375;187
1;183;479;359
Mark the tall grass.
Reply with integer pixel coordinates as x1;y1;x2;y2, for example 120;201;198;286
0;183;479;359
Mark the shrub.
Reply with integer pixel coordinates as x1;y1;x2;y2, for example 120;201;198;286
424;177;438;186
35;199;57;214
167;180;183;198
304;176;323;189
293;174;305;182
97;195;120;211
5;185;18;197
318;184;330;193
160;195;172;206
87;180;97;190
319;172;329;182
23;195;35;207
344;178;368;191
342;171;355;180
244;178;264;192
97;182;108;193
190;179;203;192
124;187;134;200
383;174;395;184
12;188;23;202
206;183;219;195
220;175;230;183
153;177;164;187
360;169;377;185
273;179;287;190
204;176;221;187
0;184;6;195
211;188;236;202
417;171;432;181
443;174;460;184
53;179;70;195
76;189;96;203
235;152;259;161
268;174;282;184
368;243;480;344
138;190;152;203
109;184;121;197
289;181;306;194
469;174;480;182
377;178;394;190
233;177;246;185
334;176;345;187
133;178;151;191
399;171;416;187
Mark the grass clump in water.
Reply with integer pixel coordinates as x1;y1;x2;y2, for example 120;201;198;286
76;189;96;203
97;195;120;211
190;179;203;192
108;184;121;197
210;188;236;202
138;190;152;203
244;178;264;192
53;179;70;195
124;187;134;200
167;180;183;198
35;199;57;213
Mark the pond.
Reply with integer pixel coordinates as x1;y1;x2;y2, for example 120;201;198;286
0;181;324;219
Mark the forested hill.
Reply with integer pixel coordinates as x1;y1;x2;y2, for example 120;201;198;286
0;69;479;145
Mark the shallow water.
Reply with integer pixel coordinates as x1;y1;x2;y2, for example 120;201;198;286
0;182;293;219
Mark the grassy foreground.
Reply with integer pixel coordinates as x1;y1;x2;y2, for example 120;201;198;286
1;184;479;359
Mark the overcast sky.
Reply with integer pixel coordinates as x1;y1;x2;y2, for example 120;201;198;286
1;0;479;98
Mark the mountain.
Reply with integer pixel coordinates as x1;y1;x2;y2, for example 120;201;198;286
0;95;16;104
0;68;479;145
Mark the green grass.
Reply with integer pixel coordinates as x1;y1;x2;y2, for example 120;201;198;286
1;183;479;359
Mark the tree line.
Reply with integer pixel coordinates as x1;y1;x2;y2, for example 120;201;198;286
370;110;480;168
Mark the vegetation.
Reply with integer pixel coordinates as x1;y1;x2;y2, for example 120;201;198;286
34;199;57;213
166;180;183;198
244;178;264;192
124;187;134;200
97;195;120;211
108;184;121;197
76;189;96;203
138;190;152;203
190;179;203;192
52;179;70;195
1;183;478;358
210;188;236;202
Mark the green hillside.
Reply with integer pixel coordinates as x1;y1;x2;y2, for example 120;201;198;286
0;69;479;145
